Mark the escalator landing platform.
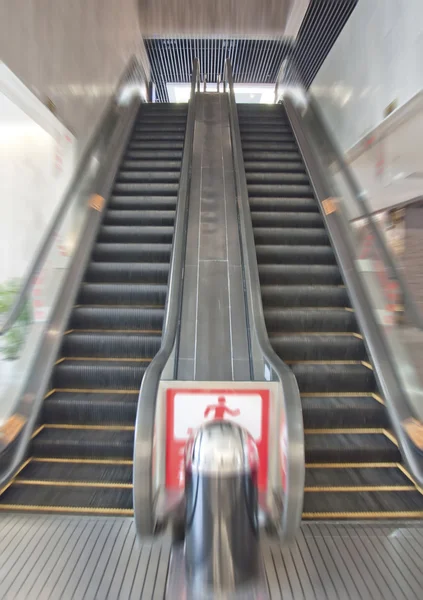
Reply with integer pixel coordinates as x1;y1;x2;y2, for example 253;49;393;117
0;514;422;599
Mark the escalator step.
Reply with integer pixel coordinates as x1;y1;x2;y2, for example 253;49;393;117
305;432;401;463
128;141;184;151
250;197;318;213
109;196;177;210
112;182;179;196
61;332;161;359
53;360;146;390
241;132;295;143
256;245;334;265
303;490;423;516
0;483;133;511
270;334;367;361
121;160;181;171
243;151;302;163
103;210;175;227
17;460;133;484
70;306;164;330
248;184;313;198
264;308;357;332
117;171;180;184
252;211;322;228
43;392;137;425
258;264;342;285
302;395;387;428
244;161;305;173
247;172;310;185
78;282;167;306
85;262;169;284
133;123;186;132
261;285;350;308
254;227;328;245
98;225;174;243
241;142;298;152
31;427;134;459
125;150;183;161
291;363;374;393
92;243;172;263
131;132;185;141
305;466;411;488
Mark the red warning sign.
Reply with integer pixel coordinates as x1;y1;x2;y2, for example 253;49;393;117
165;388;270;490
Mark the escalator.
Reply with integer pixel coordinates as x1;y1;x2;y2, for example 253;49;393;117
0;103;188;514
238;103;423;519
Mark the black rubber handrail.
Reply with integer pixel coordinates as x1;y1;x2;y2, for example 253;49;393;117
133;58;200;537
0;55;145;337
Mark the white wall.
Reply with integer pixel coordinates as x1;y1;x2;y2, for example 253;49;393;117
311;0;423;152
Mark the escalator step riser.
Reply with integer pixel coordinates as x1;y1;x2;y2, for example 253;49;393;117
113;183;179;196
116;172;180;184
121;160;181;171
77;283;168;306
302;396;388;428
252;212;323;228
92;243;172;263
243;151;302;162
261;285;350;308
303;490;423;515
250;198;319;213
247;173;310;185
43;397;137;425
305;466;411;488
109;197;177;210
61;332;161;359
85;262;169;284
244;161;306;173
264;308;357;332
130;132;185;141
125;150;183;161
103;210;175;227
256;245;335;265
258;264;342;285
70;306;165;330
133;123;186;131
248;184;314;198
291;364;375;393
271;335;367;361
53;362;146;390
31;430;134;460
98;226;174;244
254;228;329;246
241;133;295;143
242;142;298;152
305;434;401;464
19;461;133;484
128;141;184;151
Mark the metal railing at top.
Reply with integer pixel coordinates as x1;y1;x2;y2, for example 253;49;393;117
0;55;147;338
223;58;305;543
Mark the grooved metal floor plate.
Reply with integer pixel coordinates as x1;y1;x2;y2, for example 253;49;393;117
0;514;422;599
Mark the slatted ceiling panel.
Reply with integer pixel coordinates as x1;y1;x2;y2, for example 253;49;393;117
146;38;292;102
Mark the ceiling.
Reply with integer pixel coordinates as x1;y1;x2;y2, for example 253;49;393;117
145;0;358;102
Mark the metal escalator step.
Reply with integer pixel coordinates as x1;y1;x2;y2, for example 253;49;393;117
247;173;310;186
301;395;387;428
43;391;137;425
254;227;328;245
133;123;186;132
242;151;302;162
61;331;161;359
53;360;147;389
85;262;169;284
241;133;295;143
31;427;134;459
0;483;133;512
264;308;357;332
78;282;167;305
261;284;350;308
116;171;180;184
120;160;181;171
17;460;133;484
124;150;183;161
130;132;185;141
109;196;177;210
240;125;292;134
242;141;298;152
128;141;184;150
98;225;173;243
103;210;175;227
244;161;305;173
257;245;335;265
112;182;179;196
291;363;375;393
248;184;313;198
92;243;172;263
252;211;322;228
250;197;318;213
70;306;164;330
258;264;341;285
303;489;423;517
305;465;411;488
270;334;366;361
305;431;401;463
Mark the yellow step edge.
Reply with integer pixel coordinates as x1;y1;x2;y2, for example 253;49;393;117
15;479;133;489
397;463;423;495
286;360;364;365
269;332;362;337
54;388;139;394
66;329;162;334
56;357;152;364
0;458;32;497
304;485;415;492
305;427;396;442
303;511;423;519
0;505;134;515
306;462;400;469
74;304;165;309
43;424;135;431
32;457;133;465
